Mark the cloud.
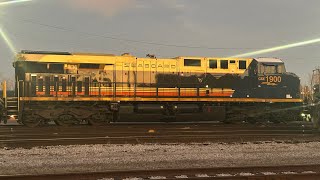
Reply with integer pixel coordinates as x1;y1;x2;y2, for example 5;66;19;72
66;0;136;17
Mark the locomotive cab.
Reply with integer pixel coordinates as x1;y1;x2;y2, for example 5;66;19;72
249;58;286;77
250;58;300;99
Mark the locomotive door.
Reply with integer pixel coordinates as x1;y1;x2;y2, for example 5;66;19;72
123;61;133;97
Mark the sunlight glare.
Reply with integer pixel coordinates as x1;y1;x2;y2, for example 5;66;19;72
0;25;16;53
0;0;32;6
233;38;320;57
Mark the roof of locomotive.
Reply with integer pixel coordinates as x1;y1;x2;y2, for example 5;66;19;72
254;57;283;63
19;51;277;64
19;51;250;59
175;56;252;60
20;50;116;57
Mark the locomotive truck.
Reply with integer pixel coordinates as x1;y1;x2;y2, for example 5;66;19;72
0;50;304;127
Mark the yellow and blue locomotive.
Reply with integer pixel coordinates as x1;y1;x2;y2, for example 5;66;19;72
1;50;302;126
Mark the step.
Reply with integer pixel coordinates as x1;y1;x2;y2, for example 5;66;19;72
6;104;18;107
6;103;18;106
7;107;18;111
7;102;18;104
7;100;18;102
7;114;18;117
7;109;18;112
7;97;18;100
7;115;18;119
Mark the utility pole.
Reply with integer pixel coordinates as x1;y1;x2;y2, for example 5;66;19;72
311;67;320;130
318;67;320;102
311;67;320;102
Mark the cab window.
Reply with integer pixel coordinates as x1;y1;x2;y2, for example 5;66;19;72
277;64;286;73
264;65;277;74
258;63;286;74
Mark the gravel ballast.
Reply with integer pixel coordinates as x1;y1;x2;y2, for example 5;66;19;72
1;142;320;175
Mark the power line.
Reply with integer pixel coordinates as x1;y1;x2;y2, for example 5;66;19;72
3;18;320;61
1;18;145;55
2;15;265;50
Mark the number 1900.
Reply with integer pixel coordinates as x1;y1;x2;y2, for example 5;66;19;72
266;76;282;83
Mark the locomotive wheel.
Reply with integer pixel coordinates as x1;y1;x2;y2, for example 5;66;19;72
88;112;111;126
54;114;79;126
22;113;43;128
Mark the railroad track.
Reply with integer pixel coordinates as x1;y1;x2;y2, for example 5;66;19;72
1;165;320;180
0;123;318;148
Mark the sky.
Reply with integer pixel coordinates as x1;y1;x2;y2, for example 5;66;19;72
0;0;319;84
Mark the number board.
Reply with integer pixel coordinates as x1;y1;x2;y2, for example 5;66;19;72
258;76;282;86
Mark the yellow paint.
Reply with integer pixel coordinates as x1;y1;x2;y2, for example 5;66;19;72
18;52;253;75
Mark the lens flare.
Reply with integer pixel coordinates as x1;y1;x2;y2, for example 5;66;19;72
0;25;16;53
0;0;32;6
233;38;320;57
0;0;33;53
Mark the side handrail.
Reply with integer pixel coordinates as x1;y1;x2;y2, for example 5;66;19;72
0;81;6;123
1;80;6;108
0;98;4;105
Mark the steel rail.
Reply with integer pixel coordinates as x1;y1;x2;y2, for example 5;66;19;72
0;134;318;149
0;124;318;148
1;164;320;180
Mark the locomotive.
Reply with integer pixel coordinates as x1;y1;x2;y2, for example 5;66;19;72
0;50;303;127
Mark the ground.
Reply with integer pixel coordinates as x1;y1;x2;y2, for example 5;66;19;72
0;141;320;175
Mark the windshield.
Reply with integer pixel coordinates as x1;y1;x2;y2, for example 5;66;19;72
258;63;286;74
